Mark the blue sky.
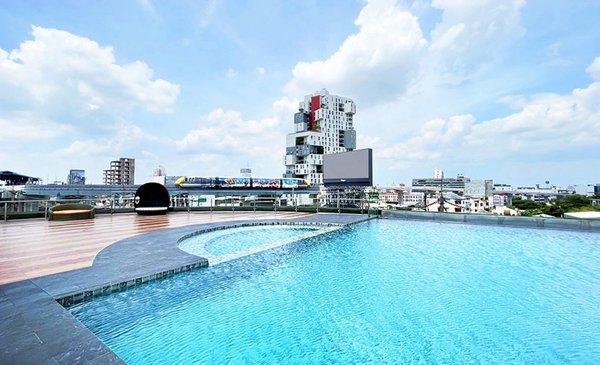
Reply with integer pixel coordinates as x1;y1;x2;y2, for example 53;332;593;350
1;0;599;187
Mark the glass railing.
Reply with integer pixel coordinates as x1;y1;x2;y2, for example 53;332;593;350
0;193;379;222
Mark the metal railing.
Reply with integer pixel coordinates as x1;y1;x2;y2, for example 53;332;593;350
1;193;377;222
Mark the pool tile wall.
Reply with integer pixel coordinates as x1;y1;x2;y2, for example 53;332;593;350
382;210;600;232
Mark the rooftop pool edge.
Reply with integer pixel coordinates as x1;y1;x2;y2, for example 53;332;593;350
58;220;354;307
382;210;600;232
55;261;208;308
0;213;372;365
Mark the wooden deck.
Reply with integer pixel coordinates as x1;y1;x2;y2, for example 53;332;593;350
0;211;311;285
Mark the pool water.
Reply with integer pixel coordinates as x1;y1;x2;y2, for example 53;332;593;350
178;224;328;259
68;219;600;364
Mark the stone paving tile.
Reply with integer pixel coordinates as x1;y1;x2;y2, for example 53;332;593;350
84;352;127;365
0;213;372;364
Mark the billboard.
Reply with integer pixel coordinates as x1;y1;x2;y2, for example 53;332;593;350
68;169;85;185
464;179;493;197
323;149;373;186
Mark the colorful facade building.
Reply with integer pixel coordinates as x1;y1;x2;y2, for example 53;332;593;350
284;88;356;185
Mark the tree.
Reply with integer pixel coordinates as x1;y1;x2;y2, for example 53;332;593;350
543;202;564;217
559;194;591;212
510;198;544;211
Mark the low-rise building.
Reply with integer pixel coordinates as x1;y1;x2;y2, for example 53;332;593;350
493;193;512;207
403;191;424;207
463;196;493;213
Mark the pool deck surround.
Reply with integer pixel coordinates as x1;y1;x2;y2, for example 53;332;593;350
0;212;372;364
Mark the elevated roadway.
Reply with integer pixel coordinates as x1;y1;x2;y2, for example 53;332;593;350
22;184;320;198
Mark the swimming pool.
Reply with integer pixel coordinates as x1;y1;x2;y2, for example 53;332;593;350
178;224;338;263
68;219;600;363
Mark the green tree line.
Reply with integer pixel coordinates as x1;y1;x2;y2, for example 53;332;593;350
510;194;600;217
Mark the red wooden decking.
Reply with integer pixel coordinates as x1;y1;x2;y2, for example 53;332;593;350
0;211;311;285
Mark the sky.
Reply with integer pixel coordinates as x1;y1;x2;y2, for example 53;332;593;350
1;0;599;187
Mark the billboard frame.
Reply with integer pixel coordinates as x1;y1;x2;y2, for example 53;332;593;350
323;148;373;187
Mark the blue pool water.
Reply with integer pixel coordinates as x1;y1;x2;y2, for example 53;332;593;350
68;219;600;364
179;224;325;257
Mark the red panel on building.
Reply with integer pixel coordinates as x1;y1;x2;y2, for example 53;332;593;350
309;95;320;130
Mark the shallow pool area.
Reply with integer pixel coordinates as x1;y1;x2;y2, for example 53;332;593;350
178;224;338;263
68;219;600;364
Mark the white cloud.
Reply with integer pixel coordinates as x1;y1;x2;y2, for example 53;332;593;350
283;0;526;107
379;114;475;162
0;26;179;118
53;124;159;158
466;82;600;155
587;56;600;80
0;25;180;182
256;67;266;75
284;0;427;103
430;0;525;63
0;113;72;144
0;27;181;183
178;109;282;158
173;106;292;177
377;67;600;171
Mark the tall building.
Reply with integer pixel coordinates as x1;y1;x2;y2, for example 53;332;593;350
103;158;135;185
284;88;356;185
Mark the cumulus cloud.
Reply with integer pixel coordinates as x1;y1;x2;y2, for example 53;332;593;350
0;26;179;118
0;113;73;144
379;114;475;161
0;27;182;182
430;0;525;65
466;82;600;154
377;57;600;171
178;108;282;158
587;56;600;80
284;0;427;102
0;25;180;180
52;124;159;158
172;106;291;176
283;0;526;107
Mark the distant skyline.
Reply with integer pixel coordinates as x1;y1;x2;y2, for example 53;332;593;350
1;0;599;187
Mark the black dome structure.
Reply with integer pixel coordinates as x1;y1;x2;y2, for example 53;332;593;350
134;182;170;215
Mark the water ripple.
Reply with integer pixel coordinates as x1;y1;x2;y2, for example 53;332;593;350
69;220;600;364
